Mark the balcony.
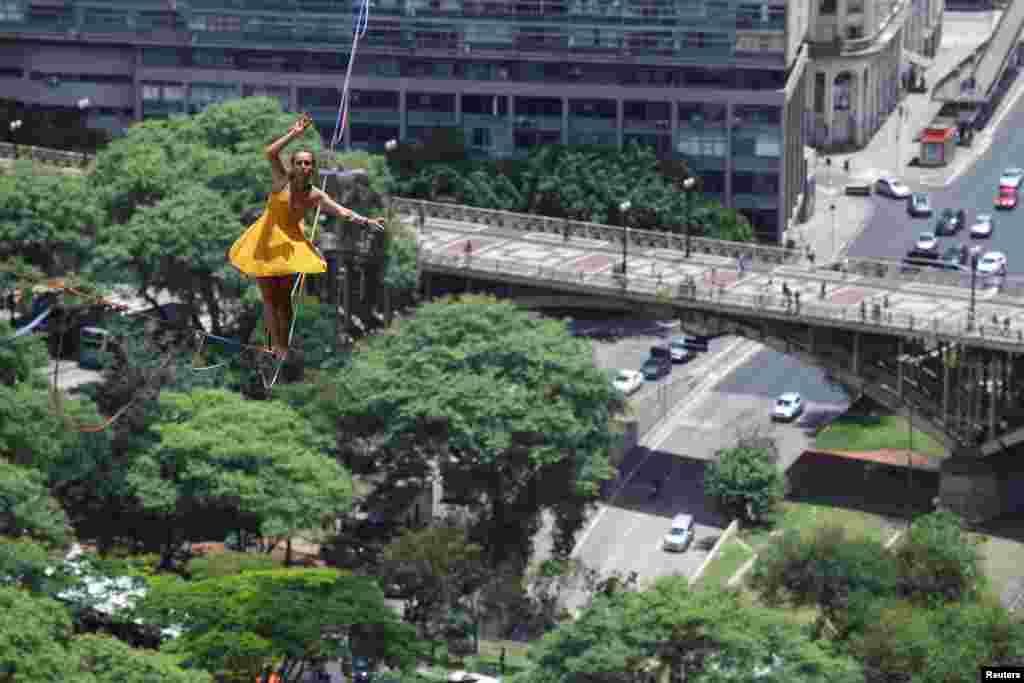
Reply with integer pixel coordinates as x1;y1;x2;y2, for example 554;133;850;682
142;100;186;116
462;113;508;127
406;111;458;126
568;117;616;133
513;115;562;130
350;109;402;125
623;119;672;133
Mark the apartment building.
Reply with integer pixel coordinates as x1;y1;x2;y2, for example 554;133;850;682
0;0;810;243
805;0;942;149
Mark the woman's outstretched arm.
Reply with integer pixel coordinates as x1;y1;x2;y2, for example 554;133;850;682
311;188;385;231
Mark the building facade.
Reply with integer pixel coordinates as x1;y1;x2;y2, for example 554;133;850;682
0;0;809;243
804;0;942;150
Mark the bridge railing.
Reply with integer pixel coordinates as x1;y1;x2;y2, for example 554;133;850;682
421;249;1024;349
0;142;93;168
392;197;805;268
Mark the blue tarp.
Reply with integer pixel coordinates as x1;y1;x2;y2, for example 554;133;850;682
1;306;52;345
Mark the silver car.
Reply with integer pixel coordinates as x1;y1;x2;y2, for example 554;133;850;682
970;214;994;238
663;513;695;552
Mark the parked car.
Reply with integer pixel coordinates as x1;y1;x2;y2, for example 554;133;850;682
934;208;964;235
976;251;1008;275
915;232;939;253
876;176;910;198
940;245;966;270
668;337;692;363
663;513;695;552
970;214;995;238
907;192;932;217
772;392;804;421
641;356;672;380
612;369;643;395
448;673;500;683
999;167;1024;189
995;186;1017;210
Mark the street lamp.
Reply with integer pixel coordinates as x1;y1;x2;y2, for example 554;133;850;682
830;202;837;260
619;200;631;277
968;246;981;331
681;177;696;258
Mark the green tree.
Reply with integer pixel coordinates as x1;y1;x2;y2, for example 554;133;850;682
0;317;49;387
851;597;1024;683
126;388;352;568
0;585;209;683
703;445;786;524
0;460;70;548
0;161;100;274
748;524;900;639
380;519;488;643
140;568;418;683
512;576;862;683
893;510;986;606
306;295;618;570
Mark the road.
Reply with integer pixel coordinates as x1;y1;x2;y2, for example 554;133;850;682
847;73;1024;275
530;318;851;616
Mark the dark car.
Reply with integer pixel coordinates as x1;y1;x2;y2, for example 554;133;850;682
940;245;966;271
641;356;672;380
907;192;932;217
934;208;965;235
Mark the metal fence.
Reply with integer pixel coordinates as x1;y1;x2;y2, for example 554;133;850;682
420;250;1024;351
0;142;92;168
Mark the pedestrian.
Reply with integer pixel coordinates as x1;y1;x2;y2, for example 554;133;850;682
808;249;816;266
782;282;790;297
820;281;827;299
464;240;473;258
861;300;867;319
794;290;801;313
228;113;383;358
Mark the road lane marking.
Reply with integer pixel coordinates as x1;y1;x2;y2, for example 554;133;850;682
571;338;759;559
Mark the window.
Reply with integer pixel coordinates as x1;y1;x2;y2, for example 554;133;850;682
142;84;162;101
471;128;492;148
819;0;836;13
678;102;727;126
676;135;726;157
463;94;507;116
163;85;185;101
206;15;242;32
814;72;825;113
0;1;24;22
192;49;234;68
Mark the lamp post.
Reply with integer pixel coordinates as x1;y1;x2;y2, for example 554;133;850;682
8;119;22;158
682;176;696;258
830;202;837;260
619;200;631;277
968;247;981;331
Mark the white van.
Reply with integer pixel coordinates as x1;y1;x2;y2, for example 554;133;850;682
663;513;695;552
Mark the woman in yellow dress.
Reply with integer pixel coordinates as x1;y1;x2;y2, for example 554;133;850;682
229;114;383;357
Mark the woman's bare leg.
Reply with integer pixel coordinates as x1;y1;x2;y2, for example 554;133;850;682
256;278;279;351
271;276;294;356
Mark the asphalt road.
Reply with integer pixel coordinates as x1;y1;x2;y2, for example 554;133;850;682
847;78;1024;276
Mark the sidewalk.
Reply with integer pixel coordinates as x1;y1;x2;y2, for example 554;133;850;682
791;11;999;263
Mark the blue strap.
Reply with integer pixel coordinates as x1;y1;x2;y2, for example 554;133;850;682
202;333;244;350
1;306;52;345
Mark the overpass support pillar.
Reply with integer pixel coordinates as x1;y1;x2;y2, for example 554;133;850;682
939;452;1004;524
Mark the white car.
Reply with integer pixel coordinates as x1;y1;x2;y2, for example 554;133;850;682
999;168;1024;189
448;672;500;683
976;251;1008;275
876;176;910;198
612;369;643;395
668;337;691;363
970;214;994;238
915;232;938;252
772;392;803;421
663;513;695;552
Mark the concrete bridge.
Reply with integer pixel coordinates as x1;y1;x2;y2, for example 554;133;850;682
934;0;1024;105
392;197;1024;523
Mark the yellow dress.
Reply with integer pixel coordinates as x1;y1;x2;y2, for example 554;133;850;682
229;187;327;277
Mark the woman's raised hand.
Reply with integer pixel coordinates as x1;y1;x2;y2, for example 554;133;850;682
291;113;312;136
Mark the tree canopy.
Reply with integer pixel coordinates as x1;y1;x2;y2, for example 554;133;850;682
703;444;786;525
303;294;618;569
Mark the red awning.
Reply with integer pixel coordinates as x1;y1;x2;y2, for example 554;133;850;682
801;449;941;472
922;128;954;144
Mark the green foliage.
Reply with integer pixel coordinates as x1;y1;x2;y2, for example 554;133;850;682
140;568;416;682
512;575;863;683
0;460;70;548
703;446;786;524
893;510;985;606
0;536;74;596
72;633;212;683
127;388;352;556
382;218;420;292
187;551;280;582
389;143;752;241
308;294;618;567
0;160;101;274
0;318;49;387
290;301;350;371
748;524;900;636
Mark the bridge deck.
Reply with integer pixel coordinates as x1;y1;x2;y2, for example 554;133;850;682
400;203;1024;352
934;2;1024;102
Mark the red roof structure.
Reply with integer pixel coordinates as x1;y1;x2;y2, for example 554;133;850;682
921;127;955;144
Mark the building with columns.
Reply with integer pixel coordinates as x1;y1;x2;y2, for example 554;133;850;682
0;0;810;243
805;0;942;150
